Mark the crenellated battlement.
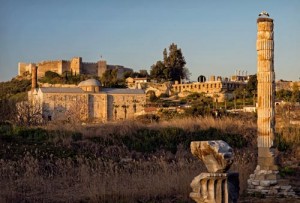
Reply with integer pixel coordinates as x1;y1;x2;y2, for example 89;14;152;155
82;62;98;65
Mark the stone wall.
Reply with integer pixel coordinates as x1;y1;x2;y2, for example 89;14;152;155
88;94;107;122
82;63;98;75
18;62;32;76
31;90;146;122
41;93;88;121
37;60;63;77
108;94;146;121
172;81;245;102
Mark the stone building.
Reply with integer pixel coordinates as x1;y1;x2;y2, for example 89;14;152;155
18;57;132;79
172;75;247;102
276;80;300;91
126;77;149;89
28;66;145;123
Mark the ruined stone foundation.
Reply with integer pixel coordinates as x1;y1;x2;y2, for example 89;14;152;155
247;165;296;197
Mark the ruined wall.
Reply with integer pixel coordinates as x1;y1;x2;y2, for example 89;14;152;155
171;81;245;102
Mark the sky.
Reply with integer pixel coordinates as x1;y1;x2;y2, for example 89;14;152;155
0;0;299;82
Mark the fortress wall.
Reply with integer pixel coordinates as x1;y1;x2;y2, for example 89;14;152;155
61;60;71;74
37;60;63;77
82;63;98;75
18;62;32;76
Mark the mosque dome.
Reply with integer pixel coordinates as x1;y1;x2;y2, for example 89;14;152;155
78;79;101;87
78;79;101;92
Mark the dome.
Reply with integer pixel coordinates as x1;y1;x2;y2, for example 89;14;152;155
78;79;101;92
78;79;101;87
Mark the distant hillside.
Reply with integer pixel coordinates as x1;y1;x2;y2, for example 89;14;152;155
0;77;31;101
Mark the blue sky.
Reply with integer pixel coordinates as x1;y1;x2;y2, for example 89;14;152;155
0;0;299;82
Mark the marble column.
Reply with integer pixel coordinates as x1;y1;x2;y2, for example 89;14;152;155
256;11;277;171
247;12;296;198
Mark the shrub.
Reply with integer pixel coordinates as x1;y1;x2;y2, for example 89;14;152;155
71;132;83;141
274;132;290;152
15;127;48;141
0;122;14;141
135;114;160;124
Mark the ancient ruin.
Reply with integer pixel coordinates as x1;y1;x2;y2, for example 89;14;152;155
247;11;296;197
190;140;239;203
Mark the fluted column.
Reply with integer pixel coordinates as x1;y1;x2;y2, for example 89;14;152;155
256;13;277;170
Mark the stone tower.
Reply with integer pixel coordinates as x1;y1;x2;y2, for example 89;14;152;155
98;60;107;78
70;57;82;75
256;11;276;171
247;12;296;197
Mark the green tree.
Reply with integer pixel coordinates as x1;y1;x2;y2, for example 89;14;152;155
184;94;213;117
150;43;188;82
101;69;125;87
150;61;166;81
276;89;292;101
139;70;149;78
246;75;257;96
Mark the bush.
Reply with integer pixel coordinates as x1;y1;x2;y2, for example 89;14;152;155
71;132;83;141
15;127;48;141
121;127;247;154
0;122;14;140
274;133;290;152
135;114;160;124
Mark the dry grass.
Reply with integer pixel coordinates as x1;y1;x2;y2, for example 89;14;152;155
0;116;258;202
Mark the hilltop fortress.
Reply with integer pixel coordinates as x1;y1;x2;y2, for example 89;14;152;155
18;57;132;79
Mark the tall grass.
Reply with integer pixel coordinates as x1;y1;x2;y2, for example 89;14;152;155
0;116;258;202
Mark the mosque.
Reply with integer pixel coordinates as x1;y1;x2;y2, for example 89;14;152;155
28;65;146;122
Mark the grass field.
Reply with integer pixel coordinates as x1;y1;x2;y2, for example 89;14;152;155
0;115;298;202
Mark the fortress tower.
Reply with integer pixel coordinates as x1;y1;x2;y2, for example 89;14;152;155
70;57;82;75
98;60;107;77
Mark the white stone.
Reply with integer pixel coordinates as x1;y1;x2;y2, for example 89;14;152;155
190;140;234;173
256;186;270;190
260;180;271;187
280;185;292;191
257;170;268;175
268;188;278;195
